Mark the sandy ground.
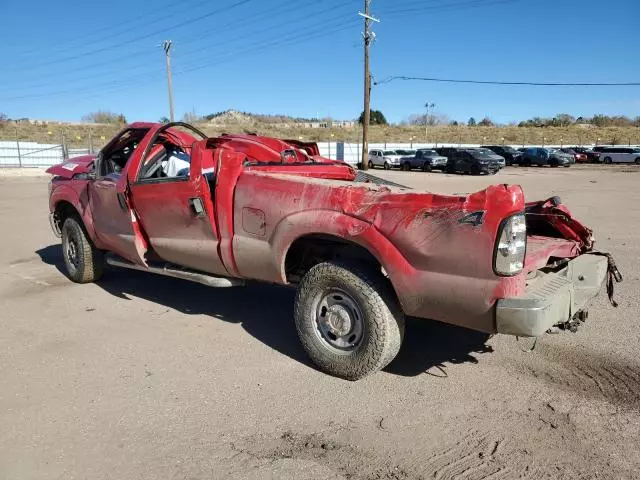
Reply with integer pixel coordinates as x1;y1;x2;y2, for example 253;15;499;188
1;165;639;480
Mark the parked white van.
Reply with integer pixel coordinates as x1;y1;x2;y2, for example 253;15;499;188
598;147;640;164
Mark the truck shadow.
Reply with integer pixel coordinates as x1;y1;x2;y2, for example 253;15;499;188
36;244;494;378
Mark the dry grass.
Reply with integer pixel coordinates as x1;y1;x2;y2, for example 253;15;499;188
1;121;638;149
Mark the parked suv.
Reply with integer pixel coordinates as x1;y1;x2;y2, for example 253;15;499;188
447;148;500;175
521;148;572;167
368;149;403;169
570;147;601;163
399;148;448;171
481;145;522;166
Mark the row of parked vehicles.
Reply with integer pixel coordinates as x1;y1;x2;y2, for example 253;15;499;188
368;144;640;173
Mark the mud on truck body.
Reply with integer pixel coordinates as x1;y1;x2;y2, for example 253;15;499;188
46;122;622;380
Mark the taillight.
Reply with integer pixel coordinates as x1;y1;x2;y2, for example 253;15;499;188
494;214;526;276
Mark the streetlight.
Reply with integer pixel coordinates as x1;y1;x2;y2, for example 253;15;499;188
328;132;335;159
596;137;600;146
543;137;546;147
501;137;505;146
560;137;563;148
410;136;415;148
425;102;435;145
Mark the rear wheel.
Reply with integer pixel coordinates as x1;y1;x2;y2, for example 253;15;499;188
368;161;374;169
604;157;612;164
294;261;405;380
61;216;104;283
549;159;559;167
635;158;640;165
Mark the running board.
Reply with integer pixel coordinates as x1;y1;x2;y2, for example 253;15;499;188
105;256;244;288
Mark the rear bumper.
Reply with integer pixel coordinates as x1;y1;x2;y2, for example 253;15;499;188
496;254;608;337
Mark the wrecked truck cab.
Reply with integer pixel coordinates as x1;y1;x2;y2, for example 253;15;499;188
46;121;621;381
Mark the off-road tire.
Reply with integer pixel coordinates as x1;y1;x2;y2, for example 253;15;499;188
61;216;104;283
294;261;405;380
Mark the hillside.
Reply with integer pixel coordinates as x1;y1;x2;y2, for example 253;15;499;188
1;120;638;149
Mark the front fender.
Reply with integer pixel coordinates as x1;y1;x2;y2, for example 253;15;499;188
49;182;99;245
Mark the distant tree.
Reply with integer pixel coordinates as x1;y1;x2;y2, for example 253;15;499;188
182;111;203;123
553;113;575;126
0;112;8;124
82;110;126;125
159;116;170;124
467;117;476;126
478;117;494;127
358;109;388;125
633;116;640;127
449;120;459;126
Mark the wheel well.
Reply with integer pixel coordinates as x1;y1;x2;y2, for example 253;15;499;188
53;201;80;232
284;234;382;284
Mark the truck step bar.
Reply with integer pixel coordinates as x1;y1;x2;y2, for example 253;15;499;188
105;255;245;288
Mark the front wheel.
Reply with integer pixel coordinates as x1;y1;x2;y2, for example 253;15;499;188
294;261;405;380
401;162;411;171
383;161;390;170
604;157;612;164
421;162;431;172
61;216;104;283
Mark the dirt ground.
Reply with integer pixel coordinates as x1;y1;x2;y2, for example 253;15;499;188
1;165;639;480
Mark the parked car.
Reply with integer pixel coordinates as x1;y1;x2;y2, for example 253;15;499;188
476;148;506;168
570;147;601;163
597;147;640;164
368;149;403;169
560;148;588;163
446;148;501;174
399;148;448;171
481;145;522;166
521;147;572;167
45;122;621;380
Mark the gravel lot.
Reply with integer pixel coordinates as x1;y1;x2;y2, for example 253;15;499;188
1;165;639;480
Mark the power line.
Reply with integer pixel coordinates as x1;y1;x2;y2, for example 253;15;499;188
11;0;255;75
374;76;640;87
2;15;358;102
1;0;341;91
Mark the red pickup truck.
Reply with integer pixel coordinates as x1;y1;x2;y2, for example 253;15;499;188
46;122;621;380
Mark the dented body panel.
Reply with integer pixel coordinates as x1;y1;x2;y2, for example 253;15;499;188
47;123;615;338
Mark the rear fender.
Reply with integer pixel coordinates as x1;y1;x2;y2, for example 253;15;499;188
269;209;416;297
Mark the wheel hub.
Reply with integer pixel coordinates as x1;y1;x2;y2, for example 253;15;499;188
325;305;352;337
66;238;79;267
314;289;364;351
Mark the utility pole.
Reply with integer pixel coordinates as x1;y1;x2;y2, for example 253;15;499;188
359;1;378;170
162;40;175;122
425;102;435;146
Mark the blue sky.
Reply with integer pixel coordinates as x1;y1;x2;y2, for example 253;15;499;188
1;0;638;124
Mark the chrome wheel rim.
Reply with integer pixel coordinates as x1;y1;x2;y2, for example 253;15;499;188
314;289;364;352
